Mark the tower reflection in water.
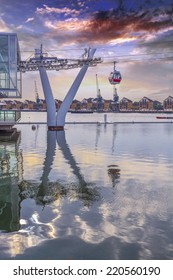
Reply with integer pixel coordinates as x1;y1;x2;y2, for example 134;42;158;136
19;129;100;211
0;125;118;233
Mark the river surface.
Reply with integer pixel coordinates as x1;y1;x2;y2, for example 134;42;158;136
0;112;173;259
18;111;173;123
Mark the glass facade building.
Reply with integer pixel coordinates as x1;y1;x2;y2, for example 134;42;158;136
0;33;21;98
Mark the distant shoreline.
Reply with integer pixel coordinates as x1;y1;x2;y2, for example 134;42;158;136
1;109;173;114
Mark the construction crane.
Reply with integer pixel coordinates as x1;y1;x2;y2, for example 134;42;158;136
113;86;119;103
96;74;103;111
35;80;41;110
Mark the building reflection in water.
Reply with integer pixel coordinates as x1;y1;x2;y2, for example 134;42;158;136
0;132;22;232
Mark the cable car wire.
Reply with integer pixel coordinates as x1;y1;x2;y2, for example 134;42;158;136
20;48;173;64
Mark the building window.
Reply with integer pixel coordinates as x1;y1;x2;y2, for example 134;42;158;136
0;33;21;98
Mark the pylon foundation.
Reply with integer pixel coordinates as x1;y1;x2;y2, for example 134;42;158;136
48;126;64;131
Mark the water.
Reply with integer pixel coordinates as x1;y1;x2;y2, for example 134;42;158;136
0;112;173;260
19;111;173;123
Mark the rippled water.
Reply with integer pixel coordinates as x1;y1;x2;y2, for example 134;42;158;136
0;113;173;260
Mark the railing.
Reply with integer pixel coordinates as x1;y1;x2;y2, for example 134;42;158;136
0;110;21;123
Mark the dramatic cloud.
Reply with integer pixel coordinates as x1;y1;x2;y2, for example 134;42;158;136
138;30;173;53
36;5;80;17
88;7;173;43
34;4;173;48
0;0;172;101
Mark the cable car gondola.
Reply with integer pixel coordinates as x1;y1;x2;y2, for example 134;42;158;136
108;61;122;85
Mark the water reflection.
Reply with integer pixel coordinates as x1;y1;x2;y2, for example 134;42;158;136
57;130;100;206
0;132;22;232
37;131;57;205
0;123;173;260
107;165;120;188
95;123;101;149
57;131;86;186
0;127;101;235
112;124;117;153
14;236;141;260
19;130;100;207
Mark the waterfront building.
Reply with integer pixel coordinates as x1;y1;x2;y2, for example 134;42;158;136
163;96;173;111
85;98;94;110
70;99;81;110
23;100;36;110
153;100;163;111
3;100;14;110
81;98;88;109
0;33;21;132
13;100;23;110
0;100;6;109
103;99;111;111
0;33;21;98
119;97;133;111
43;99;47;110
139;96;153;110
131;101;139;111
110;100;119;112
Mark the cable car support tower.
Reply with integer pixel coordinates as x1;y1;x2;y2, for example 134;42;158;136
18;45;102;130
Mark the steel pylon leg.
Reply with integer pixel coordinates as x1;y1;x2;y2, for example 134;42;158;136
39;66;57;130
56;48;96;129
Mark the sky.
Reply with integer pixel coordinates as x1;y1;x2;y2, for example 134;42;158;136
0;0;173;102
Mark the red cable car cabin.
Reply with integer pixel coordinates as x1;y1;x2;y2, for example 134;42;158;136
108;70;122;85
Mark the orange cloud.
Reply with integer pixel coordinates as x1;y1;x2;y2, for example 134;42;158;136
40;6;173;47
